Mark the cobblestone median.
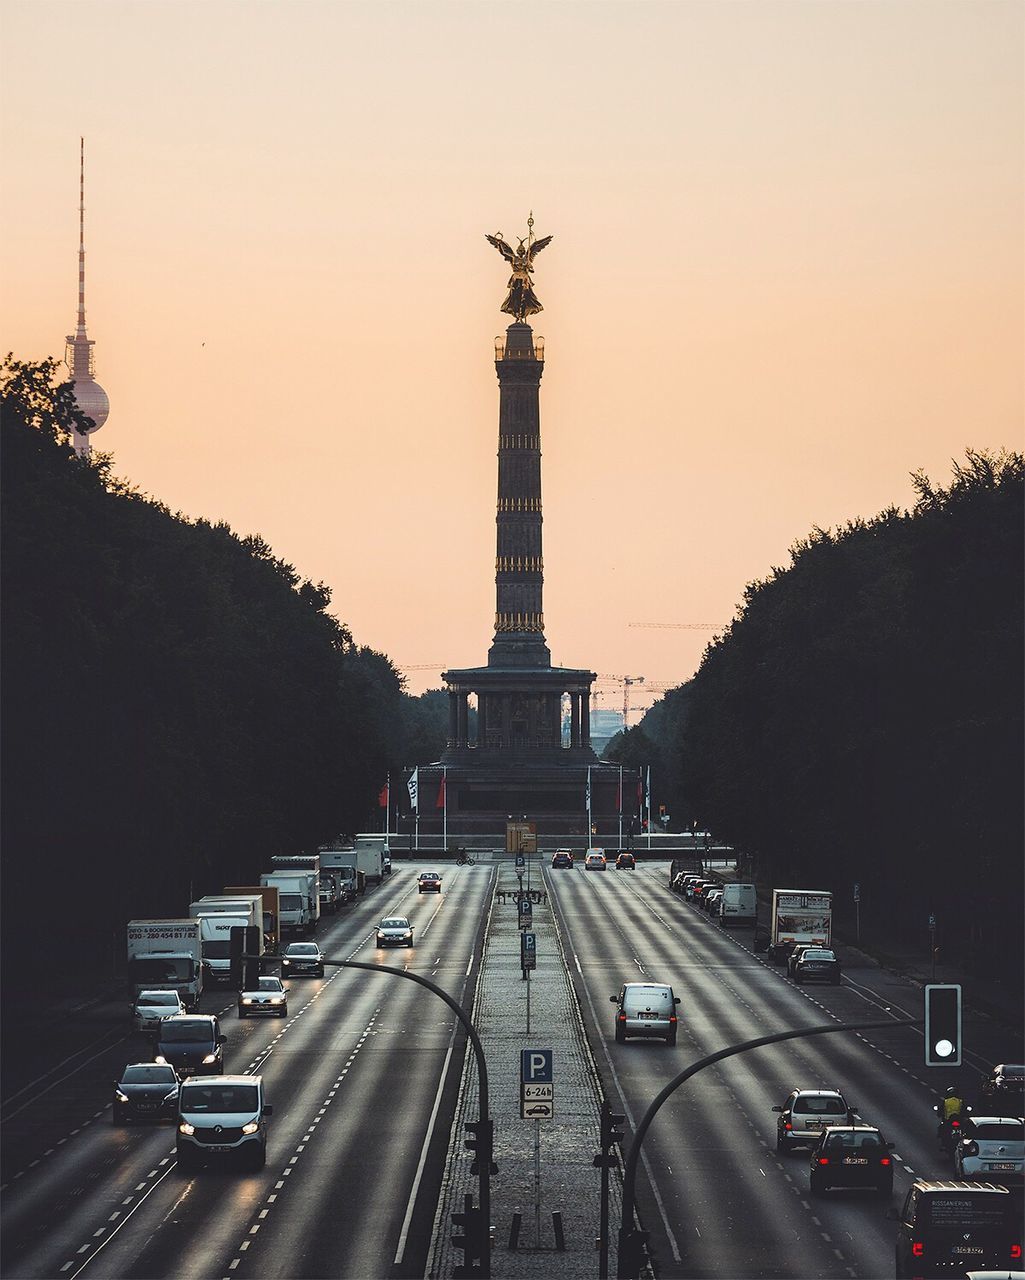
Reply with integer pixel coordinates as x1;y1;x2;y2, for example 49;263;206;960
428;866;624;1278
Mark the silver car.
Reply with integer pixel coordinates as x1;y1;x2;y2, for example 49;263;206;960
177;1075;273;1172
611;982;680;1045
954;1116;1024;1185
376;916;414;948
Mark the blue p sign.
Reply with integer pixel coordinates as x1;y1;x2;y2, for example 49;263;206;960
520;1048;553;1083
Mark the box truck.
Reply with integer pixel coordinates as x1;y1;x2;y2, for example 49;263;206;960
127;919;203;1010
766;889;833;963
189;897;264;984
223;885;281;953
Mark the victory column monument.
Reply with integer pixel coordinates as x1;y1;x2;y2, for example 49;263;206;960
405;221;629;845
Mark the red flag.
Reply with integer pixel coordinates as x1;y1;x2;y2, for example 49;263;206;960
636;773;643;807
377;784;388;808
436;775;447;809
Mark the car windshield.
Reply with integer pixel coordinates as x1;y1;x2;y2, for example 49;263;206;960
278;893;303;909
257;978;283;992
122;1065;177;1085
420;873;439;880
380;919;408;929
973;1121;1023;1140
286;944;318;956
1000;1065;1025;1077
801;950;835;960
794;1096;846;1114
139;993;179;1006
825;1131;883;1150
160;1022;214;1043
180;1084;259;1114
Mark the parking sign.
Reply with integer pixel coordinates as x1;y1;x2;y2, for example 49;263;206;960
520;1049;553;1084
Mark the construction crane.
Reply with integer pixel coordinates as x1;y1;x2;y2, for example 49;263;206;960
397;663;447;671
592;674;646;726
627;622;724;630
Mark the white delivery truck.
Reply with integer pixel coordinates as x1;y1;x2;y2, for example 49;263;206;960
127;919;203;1011
718;883;758;928
353;835;387;886
223;885;281;954
189;897;264;985
270;856;321;931
766;889;833;963
319;849;358;901
260;872;315;937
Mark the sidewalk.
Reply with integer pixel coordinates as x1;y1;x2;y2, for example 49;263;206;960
428;864;629;1279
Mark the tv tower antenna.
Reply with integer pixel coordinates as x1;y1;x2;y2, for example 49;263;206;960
65;137;109;456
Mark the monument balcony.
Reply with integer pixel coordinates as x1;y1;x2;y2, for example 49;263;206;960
494;335;544;362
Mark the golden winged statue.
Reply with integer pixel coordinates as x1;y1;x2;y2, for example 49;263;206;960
486;221;553;321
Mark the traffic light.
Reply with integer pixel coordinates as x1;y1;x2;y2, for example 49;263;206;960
451;1193;484;1278
229;925;261;990
594;1101;626;1167
465;1118;498;1176
925;984;962;1067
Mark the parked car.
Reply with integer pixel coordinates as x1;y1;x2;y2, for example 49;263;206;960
154;1014;226;1077
687;879;715;901
893;1180;1020;1279
615;852;636;870
176;1075;273;1172
376;916;414;948
418;872;442;894
551;851;573;869
113;1062;180;1124
981;1063;1025;1112
585;852;607;871
132;989;186;1032
238;975;288;1019
773;1089;856;1152
281;941;324;977
954;1116;1024;1186
611;982;680;1045
676;874;702;896
703;888;723;914
809;1126;894;1197
790;947;842;985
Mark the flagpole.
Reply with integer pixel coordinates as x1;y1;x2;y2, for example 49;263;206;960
443;765;448;852
646;765;652;850
586;765;592;845
385;772;391;843
618;764;623;848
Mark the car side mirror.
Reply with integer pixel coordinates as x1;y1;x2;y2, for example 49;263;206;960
263;1104;273;1116
674;998;681;1005
609;996;618;1003
771;1105;783;1113
217;1035;227;1045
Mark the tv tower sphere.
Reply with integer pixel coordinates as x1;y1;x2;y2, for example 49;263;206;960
65;138;109;456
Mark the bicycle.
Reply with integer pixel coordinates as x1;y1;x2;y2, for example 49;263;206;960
454;850;475;866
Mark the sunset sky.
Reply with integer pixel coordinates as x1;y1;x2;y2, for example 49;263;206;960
3;0;1022;711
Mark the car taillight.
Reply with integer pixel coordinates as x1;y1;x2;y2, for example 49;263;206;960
784;1122;792;1131
618;1013;626;1022
911;1243;924;1257
669;1015;677;1024
817;1157;829;1165
950;1119;960;1128
1011;1244;1022;1260
879;1157;891;1166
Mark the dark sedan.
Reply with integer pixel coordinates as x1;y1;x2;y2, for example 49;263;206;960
113;1062;180;1124
809;1126;894;1197
551;851;573;869
791;947;842;985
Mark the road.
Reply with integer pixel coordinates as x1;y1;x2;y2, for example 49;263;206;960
545;861;1021;1280
0;866;491;1280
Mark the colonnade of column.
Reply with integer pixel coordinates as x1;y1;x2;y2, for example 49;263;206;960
445;689;592;750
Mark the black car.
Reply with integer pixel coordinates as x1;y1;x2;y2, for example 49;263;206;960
113;1062;180;1123
981;1063;1025;1114
791;947;842;985
615;853;636;870
418;872;442;893
281;942;324;977
155;1014;226;1077
809;1126;894;1197
551;852;573;869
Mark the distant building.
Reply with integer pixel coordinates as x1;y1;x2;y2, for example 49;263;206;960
64;138;109;457
588;710;625;757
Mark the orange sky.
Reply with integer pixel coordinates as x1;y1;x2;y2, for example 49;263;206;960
2;0;1022;710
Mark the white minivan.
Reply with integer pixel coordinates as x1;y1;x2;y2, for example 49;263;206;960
718;883;757;928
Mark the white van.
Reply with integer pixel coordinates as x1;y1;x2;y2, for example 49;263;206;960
718;883;757;928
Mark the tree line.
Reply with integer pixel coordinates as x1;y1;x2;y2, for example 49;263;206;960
1;358;446;973
611;449;1023;987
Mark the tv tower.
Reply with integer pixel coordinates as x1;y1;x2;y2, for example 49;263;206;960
65;137;109;456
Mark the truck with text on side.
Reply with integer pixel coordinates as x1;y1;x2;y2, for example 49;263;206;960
127;919;203;1011
222;885;281;954
260;872;314;938
765;889;833;963
318;848;358;902
269;855;321;932
352;835;387;886
188;897;264;985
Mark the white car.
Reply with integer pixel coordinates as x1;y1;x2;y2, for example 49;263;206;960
133;989;186;1032
954;1115;1024;1185
773;1089;856;1152
376;916;414;948
238;975;288;1018
584;851;607;871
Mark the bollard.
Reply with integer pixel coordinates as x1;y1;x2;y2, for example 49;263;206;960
508;1212;522;1251
552;1211;565;1251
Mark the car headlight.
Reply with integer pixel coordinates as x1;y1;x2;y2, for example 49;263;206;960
282;959;291;966
241;997;253;1005
116;1090;129;1103
154;1055;167;1065
178;1122;195;1136
241;1121;260;1135
202;1053;217;1064
269;996;283;1004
